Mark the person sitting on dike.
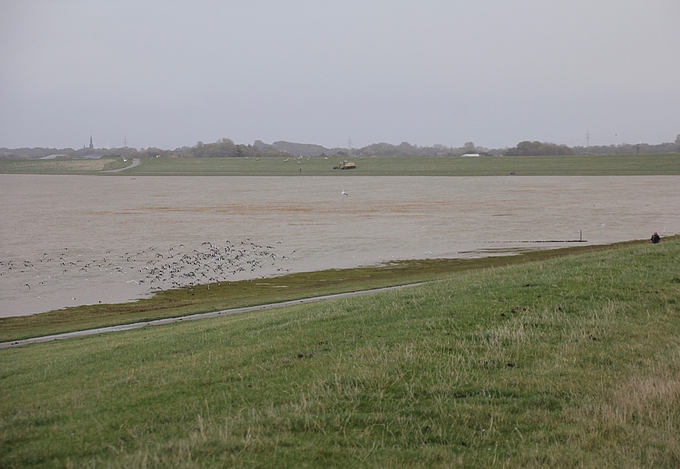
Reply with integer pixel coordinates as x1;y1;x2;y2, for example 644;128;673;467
651;232;661;244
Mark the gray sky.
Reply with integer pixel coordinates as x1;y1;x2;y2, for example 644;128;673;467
1;0;678;150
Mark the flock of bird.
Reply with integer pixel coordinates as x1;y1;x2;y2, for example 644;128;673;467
0;239;288;298
126;240;282;290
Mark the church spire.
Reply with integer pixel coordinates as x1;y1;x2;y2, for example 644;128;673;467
89;135;94;149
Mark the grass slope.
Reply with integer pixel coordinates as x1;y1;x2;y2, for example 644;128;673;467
2;239;680;467
0;241;649;343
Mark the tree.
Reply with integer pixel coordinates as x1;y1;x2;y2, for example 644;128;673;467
505;141;574;156
397;142;416;154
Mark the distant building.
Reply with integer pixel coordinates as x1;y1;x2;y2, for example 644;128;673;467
89;135;94;150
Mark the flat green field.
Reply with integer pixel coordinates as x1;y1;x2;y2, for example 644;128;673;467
2;238;680;467
1;153;679;176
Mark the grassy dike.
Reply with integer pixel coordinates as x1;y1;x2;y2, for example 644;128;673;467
2;238;680;467
117;153;680;177
2;153;680;176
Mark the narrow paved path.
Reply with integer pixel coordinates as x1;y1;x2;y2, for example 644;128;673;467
103;158;140;172
0;283;423;349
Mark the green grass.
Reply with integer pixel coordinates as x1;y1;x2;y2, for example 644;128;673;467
110;153;680;176
0;158;124;174
2;238;680;467
2;153;680;176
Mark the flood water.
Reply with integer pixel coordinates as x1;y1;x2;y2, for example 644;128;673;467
1;174;678;317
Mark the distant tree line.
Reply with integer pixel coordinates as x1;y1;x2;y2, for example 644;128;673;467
571;136;680;155
0;139;290;160
2;135;679;160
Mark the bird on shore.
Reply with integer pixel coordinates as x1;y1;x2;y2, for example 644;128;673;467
3;238;285;306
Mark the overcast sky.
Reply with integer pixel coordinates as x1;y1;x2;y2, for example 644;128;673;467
1;1;678;150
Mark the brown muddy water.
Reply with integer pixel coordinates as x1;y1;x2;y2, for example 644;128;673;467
1;174;677;317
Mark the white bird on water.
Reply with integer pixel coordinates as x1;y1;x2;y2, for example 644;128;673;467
341;189;348;196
